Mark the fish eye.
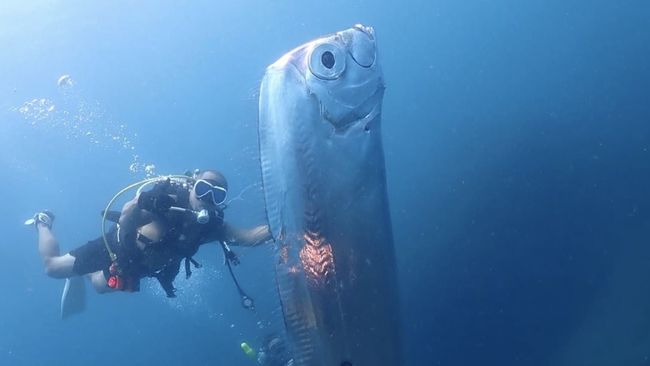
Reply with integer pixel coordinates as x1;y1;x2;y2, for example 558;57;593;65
309;42;346;80
321;51;335;69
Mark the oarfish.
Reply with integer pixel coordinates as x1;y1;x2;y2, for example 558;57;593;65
258;25;401;366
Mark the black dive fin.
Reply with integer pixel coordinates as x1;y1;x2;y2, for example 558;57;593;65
61;277;86;320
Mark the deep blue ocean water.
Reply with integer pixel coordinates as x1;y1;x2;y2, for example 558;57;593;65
1;1;649;365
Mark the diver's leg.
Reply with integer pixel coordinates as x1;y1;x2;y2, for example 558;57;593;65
36;223;75;278
89;271;117;294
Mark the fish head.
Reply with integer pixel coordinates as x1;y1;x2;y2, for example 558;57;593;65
274;24;384;131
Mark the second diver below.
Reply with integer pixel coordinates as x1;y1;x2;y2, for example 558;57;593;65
28;169;272;299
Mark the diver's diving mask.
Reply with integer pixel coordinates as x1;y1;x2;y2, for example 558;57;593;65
194;179;227;206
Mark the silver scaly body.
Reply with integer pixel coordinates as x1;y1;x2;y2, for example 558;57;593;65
258;25;401;366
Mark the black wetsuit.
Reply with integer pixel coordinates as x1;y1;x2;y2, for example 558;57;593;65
69;226;117;277
68;225;145;291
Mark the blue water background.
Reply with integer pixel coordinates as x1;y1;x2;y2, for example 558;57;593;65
1;1;649;365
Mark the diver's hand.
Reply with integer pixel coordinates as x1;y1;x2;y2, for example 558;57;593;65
225;248;240;265
137;191;175;213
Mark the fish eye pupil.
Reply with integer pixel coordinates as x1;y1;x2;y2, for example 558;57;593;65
321;51;335;69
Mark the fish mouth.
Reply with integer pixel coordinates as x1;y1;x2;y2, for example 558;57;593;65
342;24;377;68
353;24;375;40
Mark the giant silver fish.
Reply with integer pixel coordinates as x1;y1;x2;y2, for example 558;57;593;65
258;25;401;366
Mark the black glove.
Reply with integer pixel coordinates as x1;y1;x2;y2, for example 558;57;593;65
137;190;175;213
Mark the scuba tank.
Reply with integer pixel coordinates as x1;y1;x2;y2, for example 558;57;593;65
241;342;256;360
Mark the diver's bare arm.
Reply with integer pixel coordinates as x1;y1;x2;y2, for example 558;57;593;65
118;195;153;238
223;223;273;247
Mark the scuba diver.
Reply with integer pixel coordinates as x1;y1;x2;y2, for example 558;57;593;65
241;334;294;366
26;169;272;316
257;334;294;366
